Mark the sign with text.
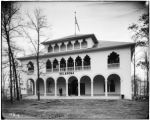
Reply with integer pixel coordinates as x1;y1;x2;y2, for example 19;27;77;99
59;71;74;75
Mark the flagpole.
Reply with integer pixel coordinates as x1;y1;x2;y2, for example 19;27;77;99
74;11;76;36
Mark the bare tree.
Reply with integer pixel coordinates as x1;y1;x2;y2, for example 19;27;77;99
2;1;23;102
22;8;48;101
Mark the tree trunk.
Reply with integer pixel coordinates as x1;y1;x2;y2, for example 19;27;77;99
11;53;20;101
9;51;13;103
37;29;40;101
6;31;20;101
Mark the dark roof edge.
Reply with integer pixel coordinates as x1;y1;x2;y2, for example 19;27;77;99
17;43;135;61
41;34;98;45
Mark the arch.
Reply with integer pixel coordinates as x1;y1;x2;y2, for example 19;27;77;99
74;40;80;49
36;78;44;95
27;61;34;71
53;59;59;72
107;74;121;95
108;51;120;64
27;79;35;95
48;45;53;52
67;57;74;71
46;77;55;96
68;76;78;96
54;43;59;52
93;75;105;96
75;56;82;70
57;77;66;96
60;42;66;51
81;39;87;48
80;76;91;96
46;59;52;71
60;58;66;71
83;55;91;69
67;41;73;50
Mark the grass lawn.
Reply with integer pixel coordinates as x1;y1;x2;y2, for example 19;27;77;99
2;99;149;119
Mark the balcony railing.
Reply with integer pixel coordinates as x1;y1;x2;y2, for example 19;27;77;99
108;63;120;68
46;69;52;72
27;70;34;75
67;67;74;71
60;68;66;72
53;68;59;72
83;65;91;70
75;66;82;71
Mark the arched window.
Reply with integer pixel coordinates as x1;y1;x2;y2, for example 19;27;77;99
83;55;91;70
67;41;73;50
60;58;66;71
53;59;59;72
67;57;74;71
54;44;59;52
81;39;87;48
27;61;34;71
60;42;66;51
48;45;53;52
75;56;82;70
108;52;120;67
74;40;80;49
46;60;52;71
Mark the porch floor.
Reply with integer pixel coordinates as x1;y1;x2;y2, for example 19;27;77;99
23;95;121;99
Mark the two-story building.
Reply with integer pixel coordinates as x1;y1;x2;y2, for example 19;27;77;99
18;34;135;99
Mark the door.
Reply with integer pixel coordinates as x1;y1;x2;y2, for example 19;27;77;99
80;83;85;95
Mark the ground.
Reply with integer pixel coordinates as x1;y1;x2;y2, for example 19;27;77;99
2;99;149;119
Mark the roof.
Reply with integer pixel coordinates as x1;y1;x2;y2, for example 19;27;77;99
41;34;98;45
17;40;135;61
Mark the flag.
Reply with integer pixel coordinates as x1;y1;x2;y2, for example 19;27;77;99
75;16;80;32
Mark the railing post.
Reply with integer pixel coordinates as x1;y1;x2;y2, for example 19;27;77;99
55;80;57;96
78;81;80;96
105;79;108;97
91;81;93;96
66;81;68;96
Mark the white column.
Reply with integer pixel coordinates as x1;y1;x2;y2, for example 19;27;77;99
91;81;93;96
55;80;57;96
78;81;80;96
44;81;46;96
105;80;108;97
66;81;68;96
73;60;75;71
34;81;36;96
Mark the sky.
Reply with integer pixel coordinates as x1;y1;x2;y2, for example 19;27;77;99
2;1;148;82
16;1;148;56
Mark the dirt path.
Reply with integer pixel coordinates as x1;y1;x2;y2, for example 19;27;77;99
2;99;149;119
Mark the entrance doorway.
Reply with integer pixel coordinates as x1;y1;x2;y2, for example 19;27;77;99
68;76;78;96
80;83;85;95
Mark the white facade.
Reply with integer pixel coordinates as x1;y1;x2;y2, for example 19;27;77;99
18;34;134;99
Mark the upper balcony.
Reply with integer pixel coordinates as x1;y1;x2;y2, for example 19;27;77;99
41;34;98;54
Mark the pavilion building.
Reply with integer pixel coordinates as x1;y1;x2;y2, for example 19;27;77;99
18;34;135;99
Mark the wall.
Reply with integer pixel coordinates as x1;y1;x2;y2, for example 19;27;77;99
20;46;132;99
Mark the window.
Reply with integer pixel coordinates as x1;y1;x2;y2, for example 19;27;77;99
74;40;80;49
75;56;82;70
46;60;52;71
53;59;59;72
67;57;74;71
54;44;59;52
60;42;66;51
81;39;87;48
108;52;120;67
67;41;73;50
48;45;53;52
60;58;66;71
27;61;34;71
83;55;91;70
